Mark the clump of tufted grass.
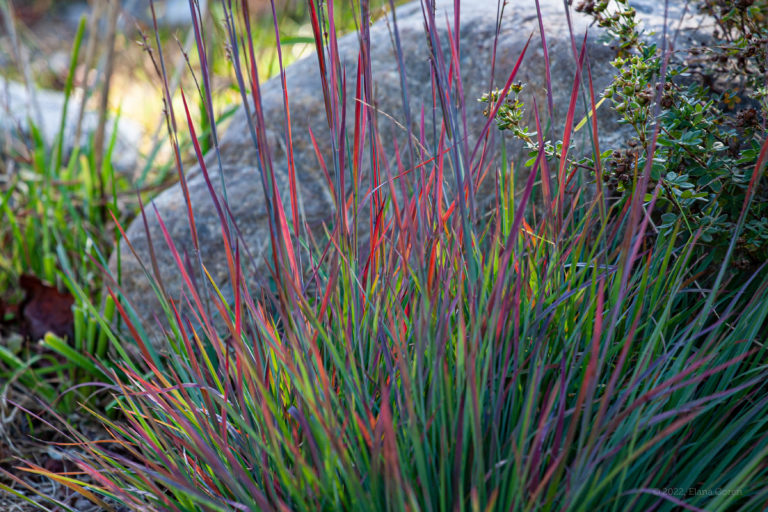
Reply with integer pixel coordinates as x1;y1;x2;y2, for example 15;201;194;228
23;1;768;511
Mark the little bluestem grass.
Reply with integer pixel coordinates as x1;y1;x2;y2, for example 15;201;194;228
22;1;768;510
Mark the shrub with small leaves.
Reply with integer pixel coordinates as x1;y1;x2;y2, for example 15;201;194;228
479;84;574;168
479;83;535;143
576;0;768;271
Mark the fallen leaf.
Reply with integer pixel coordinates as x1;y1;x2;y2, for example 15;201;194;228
19;275;75;341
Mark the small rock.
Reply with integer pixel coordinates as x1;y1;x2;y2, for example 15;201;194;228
75;497;93;510
0;78;143;176
122;0;209;27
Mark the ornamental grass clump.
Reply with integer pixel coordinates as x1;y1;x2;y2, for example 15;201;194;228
24;1;768;510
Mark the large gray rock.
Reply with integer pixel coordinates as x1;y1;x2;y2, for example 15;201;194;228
113;0;699;344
